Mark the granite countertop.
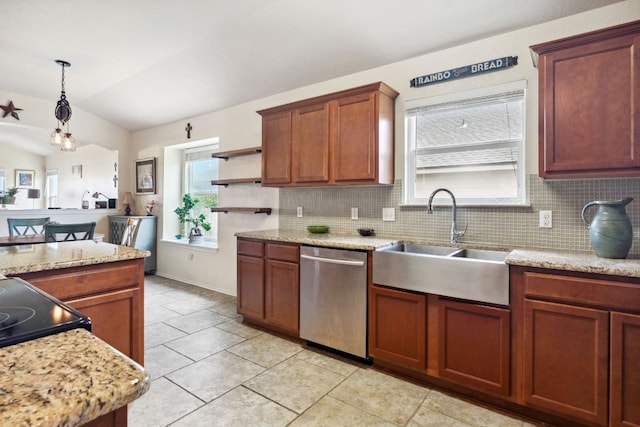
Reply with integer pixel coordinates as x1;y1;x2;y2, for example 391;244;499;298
235;229;400;251
0;328;150;426
506;248;640;279
0;241;149;276
236;229;640;278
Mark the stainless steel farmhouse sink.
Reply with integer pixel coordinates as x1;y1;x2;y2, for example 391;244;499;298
373;243;509;305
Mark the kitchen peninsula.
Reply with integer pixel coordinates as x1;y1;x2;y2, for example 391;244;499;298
0;240;149;426
0;240;148;364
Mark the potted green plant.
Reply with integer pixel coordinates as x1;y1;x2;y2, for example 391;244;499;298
174;194;211;243
1;187;19;205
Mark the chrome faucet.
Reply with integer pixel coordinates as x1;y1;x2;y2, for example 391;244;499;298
427;188;467;243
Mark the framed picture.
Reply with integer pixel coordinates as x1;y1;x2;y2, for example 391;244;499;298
71;164;82;179
135;158;156;194
15;169;35;188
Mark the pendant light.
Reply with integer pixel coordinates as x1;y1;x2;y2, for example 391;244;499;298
50;60;76;151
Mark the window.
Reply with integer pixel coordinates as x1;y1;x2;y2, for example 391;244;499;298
45;169;58;208
0;169;5;195
405;81;526;206
183;144;219;242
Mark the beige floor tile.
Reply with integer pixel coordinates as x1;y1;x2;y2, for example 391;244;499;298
227;332;303;368
408;403;472;426
295;349;360;377
144;293;179;308
329;368;429;425
164;309;231;334
144;345;193;380
215;318;264;339
244;357;346;414
166;350;265;402
163;297;218;315
421;390;523;427
290;396;395;427
128;377;203;426
144;322;187;349
208;300;242;318
165;326;245;360
144;305;183;326
171;386;296;427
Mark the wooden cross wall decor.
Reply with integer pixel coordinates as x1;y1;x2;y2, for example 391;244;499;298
185;122;192;139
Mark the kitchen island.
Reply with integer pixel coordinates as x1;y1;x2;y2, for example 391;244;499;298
0;240;148;427
0;328;149;426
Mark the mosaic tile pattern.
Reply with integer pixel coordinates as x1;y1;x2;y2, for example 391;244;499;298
280;175;640;255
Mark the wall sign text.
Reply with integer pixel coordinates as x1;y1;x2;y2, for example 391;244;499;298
410;56;518;88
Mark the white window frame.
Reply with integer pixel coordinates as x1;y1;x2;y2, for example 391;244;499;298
45;169;58;208
182;142;219;244
404;80;527;207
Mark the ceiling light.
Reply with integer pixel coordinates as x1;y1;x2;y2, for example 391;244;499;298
50;60;76;151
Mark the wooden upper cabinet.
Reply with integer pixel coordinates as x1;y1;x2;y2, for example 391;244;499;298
258;82;398;187
293;103;330;184
531;20;640;178
261;111;292;185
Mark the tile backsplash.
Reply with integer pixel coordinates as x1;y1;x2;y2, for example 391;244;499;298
279;175;640;256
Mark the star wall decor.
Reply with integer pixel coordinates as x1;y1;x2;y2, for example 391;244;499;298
1;100;23;120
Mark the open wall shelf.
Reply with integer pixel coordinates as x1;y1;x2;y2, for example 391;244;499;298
211;207;272;215
210;178;262;187
211;146;262;160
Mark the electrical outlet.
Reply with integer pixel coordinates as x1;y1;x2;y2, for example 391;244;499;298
296;206;303;218
539;210;552;228
351;207;358;220
383;208;395;222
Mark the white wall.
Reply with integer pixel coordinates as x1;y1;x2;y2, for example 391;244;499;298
46;144;118;208
133;1;638;296
0;144;45;208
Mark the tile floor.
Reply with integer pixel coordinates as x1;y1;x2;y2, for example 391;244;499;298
129;275;540;426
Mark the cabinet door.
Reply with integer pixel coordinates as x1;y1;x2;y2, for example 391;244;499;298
237;255;265;320
523;299;609;426
265;259;299;334
67;288;142;364
610;312;640;427
369;285;426;371
331;92;377;183
437;298;510;396
537;32;640;178
262;111;292;185
293;103;329;184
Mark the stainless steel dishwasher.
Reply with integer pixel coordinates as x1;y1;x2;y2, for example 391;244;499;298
299;245;368;358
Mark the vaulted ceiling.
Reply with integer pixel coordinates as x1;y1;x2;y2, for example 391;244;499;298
0;0;623;134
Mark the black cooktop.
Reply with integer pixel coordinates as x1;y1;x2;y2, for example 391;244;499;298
0;277;91;348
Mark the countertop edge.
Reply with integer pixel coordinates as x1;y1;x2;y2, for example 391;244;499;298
236;229;640;278
0;328;150;427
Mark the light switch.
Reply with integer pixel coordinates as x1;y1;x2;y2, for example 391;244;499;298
351;207;358;220
297;206;303;218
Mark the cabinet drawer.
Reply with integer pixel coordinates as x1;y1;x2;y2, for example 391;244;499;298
524;272;640;312
267;243;299;263
19;260;142;301
238;239;264;257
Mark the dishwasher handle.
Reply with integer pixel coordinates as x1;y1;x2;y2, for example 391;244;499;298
300;254;365;267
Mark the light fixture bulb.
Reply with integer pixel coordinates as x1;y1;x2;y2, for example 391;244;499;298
50;128;63;146
60;133;76;152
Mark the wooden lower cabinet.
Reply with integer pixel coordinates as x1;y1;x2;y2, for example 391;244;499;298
265;258;299;333
369;286;510;397
237;254;265;319
237;238;300;336
523;299;609;426
610;312;640;427
14;258;145;427
437;298;510;397
369;285;426;370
